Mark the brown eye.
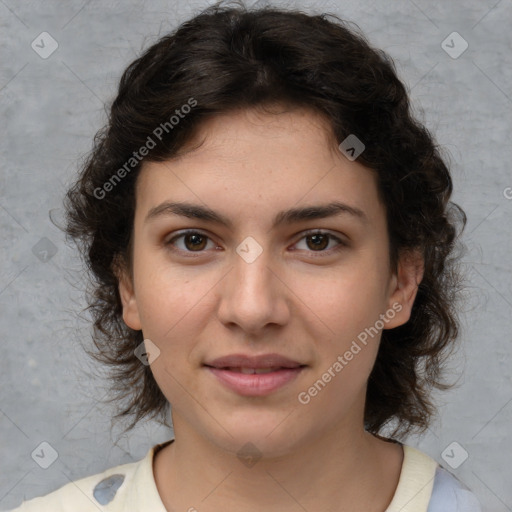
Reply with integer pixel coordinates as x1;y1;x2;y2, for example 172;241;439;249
305;233;330;251
165;229;346;258
182;233;208;251
294;230;345;255
166;230;215;254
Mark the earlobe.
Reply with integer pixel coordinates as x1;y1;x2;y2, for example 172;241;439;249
384;250;424;329
116;264;142;331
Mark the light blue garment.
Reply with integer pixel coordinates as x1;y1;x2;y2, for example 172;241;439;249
427;466;483;511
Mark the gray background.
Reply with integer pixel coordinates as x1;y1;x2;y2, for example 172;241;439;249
1;0;511;510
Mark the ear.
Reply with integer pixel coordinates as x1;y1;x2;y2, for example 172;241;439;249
384;249;424;329
114;258;142;331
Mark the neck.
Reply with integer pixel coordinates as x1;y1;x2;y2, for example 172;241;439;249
153;417;403;512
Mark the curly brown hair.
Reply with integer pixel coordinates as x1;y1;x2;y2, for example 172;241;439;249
64;1;466;439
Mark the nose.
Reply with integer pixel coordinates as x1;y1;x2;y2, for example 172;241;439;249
215;243;290;336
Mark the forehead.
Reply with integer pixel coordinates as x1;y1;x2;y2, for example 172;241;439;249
171;105;342;162
135;107;384;229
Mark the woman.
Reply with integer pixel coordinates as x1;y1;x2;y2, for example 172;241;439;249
8;2;482;510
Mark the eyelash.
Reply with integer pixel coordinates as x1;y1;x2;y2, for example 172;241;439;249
165;229;347;258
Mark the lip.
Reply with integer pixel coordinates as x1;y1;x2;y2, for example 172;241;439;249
204;353;306;397
205;353;303;369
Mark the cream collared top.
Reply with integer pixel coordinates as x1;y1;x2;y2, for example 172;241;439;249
6;441;482;511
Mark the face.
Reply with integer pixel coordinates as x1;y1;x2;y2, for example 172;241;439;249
118;107;421;457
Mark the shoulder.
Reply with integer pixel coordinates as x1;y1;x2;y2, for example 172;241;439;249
6;462;138;512
427;466;483;512
5;441;171;512
386;445;482;512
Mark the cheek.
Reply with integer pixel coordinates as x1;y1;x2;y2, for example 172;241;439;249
134;259;210;336
303;260;390;340
297;350;377;432
140;296;208;407
147;358;199;419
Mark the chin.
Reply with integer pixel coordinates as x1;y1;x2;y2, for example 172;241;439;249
202;409;307;458
215;432;302;461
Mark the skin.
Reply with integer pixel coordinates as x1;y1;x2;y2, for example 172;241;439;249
118;106;424;511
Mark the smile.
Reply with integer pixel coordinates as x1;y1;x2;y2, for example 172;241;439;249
227;367;280;374
205;366;305;396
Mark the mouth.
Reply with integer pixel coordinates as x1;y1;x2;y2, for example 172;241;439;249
203;353;307;396
215;367;289;374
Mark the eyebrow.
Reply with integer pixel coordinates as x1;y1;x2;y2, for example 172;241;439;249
145;200;368;229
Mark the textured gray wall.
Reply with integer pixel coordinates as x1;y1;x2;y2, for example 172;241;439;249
1;1;511;510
